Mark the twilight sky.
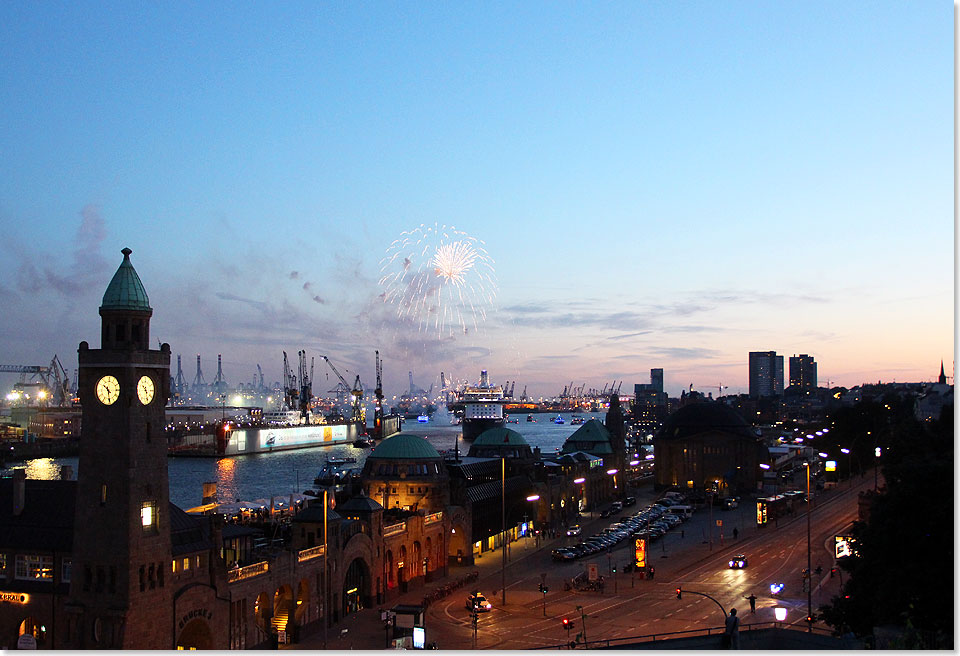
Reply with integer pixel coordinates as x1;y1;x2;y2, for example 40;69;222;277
0;2;953;400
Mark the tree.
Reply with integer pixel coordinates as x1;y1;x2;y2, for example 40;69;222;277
819;401;953;648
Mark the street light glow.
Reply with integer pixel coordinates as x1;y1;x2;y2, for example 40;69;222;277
774;607;787;622
606;469;618;475
526;494;540;501
759;463;770;470
573;477;585;484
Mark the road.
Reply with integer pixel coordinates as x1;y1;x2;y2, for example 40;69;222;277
421;475;874;649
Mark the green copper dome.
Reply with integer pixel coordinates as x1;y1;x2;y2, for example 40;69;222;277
101;248;151;311
369;433;442;460
472;427;528;447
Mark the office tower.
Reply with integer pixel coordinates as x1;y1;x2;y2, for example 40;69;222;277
789;354;817;389
650;368;664;393
749;351;784;398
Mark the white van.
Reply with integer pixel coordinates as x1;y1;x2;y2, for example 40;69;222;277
666;505;694;519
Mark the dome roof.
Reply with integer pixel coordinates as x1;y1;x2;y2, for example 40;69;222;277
369;433;441;460
472;427;529;447
658;402;754;441
101;248;151;312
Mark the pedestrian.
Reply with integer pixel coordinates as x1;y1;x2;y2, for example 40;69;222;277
733;527;739;540
649;566;655;580
746;594;756;613
681;529;685;538
724;608;740;649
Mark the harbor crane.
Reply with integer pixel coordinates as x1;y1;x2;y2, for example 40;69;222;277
321;355;365;424
282;351;299;410
374;351;384;437
0;355;70;406
297;350;314;420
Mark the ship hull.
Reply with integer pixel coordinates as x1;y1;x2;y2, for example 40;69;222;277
461;417;506;441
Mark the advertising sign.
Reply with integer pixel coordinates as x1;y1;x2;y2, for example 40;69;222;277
835;535;858;559
756;500;767;525
587;563;598;581
413;627;425;649
634;538;646;569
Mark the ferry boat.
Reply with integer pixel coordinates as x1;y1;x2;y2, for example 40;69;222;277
526;414;536;422
554;415;565;424
460;370;506;441
417;414;430;423
570;416;585;425
313;463;356;487
326;456;357;465
352;438;373;448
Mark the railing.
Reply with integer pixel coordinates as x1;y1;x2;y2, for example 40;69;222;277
227;561;269;583
424;511;443;525
534;621;840;649
383;522;407;537
297;545;325;562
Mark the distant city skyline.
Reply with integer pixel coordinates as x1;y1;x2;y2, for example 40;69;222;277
0;3;952;400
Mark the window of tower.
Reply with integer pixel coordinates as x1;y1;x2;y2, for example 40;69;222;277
141;500;158;534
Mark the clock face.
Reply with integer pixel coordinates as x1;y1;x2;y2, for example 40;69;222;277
137;375;155;405
96;375;121;405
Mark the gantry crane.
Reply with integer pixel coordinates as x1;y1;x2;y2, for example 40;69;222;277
0;355;70;406
321;355;365;424
374;350;384;437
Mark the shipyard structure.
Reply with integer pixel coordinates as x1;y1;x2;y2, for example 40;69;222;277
0;249;629;649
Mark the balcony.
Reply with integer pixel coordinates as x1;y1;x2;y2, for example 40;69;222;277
383;522;407;537
424;511;443;525
227;560;269;583
297;545;325;563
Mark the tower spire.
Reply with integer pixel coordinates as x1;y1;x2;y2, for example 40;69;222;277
938;360;946;385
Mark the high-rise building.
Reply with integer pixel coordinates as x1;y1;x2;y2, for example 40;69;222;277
650;368;664;393
634;368;668;430
749;351;784;398
789;354;817;389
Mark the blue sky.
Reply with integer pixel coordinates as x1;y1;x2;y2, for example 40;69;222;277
0;2;952;399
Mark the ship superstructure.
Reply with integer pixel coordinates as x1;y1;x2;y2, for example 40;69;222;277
460;369;505;441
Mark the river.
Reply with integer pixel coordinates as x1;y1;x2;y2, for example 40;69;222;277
8;410;611;509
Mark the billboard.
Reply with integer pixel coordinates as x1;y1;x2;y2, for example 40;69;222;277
835;535;858;559
635;538;647;569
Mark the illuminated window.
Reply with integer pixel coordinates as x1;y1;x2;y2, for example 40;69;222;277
183;557;190;571
141;501;158;533
15;555;54;580
100;484;107;505
172;560;178;574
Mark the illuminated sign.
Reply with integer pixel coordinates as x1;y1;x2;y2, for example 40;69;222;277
413;627;425;649
0;591;29;603
835;535;858;559
756;501;767;525
634;538;647;569
825;460;836;472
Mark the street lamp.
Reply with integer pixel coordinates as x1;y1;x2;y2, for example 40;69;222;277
606;469;619;500
573;477;586;518
526;495;541;548
774;607;787;623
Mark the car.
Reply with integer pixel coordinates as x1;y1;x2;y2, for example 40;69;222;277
624;496;637;507
728;554;748;569
467;592;493;612
566;525;582;537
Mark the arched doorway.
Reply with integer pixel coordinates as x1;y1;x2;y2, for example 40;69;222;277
398;545;408;592
413;541;422;579
295;579;310;626
18;617;45;645
272;585;295;641
385;550;395;589
254;591;271;637
424;537;432;579
342;558;370;617
177;618;213;650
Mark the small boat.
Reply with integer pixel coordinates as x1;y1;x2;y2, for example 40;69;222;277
526;414;536;423
554;415;565;425
353;438;373;448
571;416;585;425
326;456;357;465
314;464;355;486
507;418;519;424
417;415;430;423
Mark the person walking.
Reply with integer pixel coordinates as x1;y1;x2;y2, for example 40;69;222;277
724;607;740;649
733;527;739;540
745;593;756;613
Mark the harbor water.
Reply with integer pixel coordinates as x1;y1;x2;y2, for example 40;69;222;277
9;411;610;509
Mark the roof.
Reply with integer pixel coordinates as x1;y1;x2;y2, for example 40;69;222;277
169;503;213;555
472;427;529;447
100;247;151;312
338;494;384;513
0;478;76;552
464;475;529;504
291;502;342;523
560;419;614;455
657;402;755;441
368;433;442;460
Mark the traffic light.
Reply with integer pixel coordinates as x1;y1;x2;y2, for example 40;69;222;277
538;583;544;593
612;566;617;574
562;618;570;629
676;587;682;599
543;586;548;594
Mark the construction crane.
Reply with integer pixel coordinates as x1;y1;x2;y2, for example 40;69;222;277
321;355;365;424
297;350;313;421
374;350;384;437
282;351;299;410
0;355;70;406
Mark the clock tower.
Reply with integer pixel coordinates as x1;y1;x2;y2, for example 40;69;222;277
66;248;174;648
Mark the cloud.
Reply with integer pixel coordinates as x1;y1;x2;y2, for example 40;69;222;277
214;292;270;314
289;271;299;279
647;346;722;359
312;296;325;304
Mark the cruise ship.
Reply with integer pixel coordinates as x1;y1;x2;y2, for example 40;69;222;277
460;370;505;441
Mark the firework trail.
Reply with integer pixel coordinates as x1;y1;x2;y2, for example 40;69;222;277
379;223;497;337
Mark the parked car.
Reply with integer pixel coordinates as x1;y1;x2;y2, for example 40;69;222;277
624;496;637;507
566;524;582;536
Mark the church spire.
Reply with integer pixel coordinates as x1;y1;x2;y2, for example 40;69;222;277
938;360;946;385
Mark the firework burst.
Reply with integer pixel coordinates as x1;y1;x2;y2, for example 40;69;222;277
379;223;497;336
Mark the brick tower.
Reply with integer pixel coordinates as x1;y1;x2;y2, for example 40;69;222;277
66;248;173;648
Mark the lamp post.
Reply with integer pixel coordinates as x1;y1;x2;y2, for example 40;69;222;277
840;448;851;483
323;488;328;648
805;461;812;632
501;457;506;605
606;468;619;503
527;495;541;549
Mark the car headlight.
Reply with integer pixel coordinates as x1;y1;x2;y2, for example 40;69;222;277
729;560;735;567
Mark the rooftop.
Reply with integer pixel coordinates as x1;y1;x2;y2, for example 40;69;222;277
101;247;151;312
